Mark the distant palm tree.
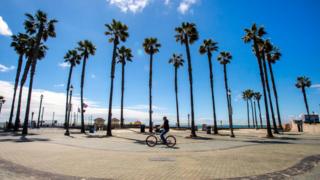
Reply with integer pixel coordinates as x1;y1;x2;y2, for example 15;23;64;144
265;40;283;130
175;22;199;137
22;10;57;135
63;49;81;135
243;24;273;137
143;38;161;133
253;99;258;129
199;39;219;134
169;53;184;128
242;90;251;128
77;40;96;133
247;89;256;128
258;39;279;134
0;96;5;116
7;33;29;130
105;19;129;136
295;76;312;121
116;46;133;128
254;92;263;129
217;51;235;138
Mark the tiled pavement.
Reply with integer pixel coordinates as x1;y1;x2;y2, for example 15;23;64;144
0;128;319;179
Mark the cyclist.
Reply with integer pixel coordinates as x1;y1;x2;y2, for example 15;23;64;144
160;116;170;144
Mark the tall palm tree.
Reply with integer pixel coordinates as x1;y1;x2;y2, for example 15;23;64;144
242;90;251;128
265;40;283;130
199;39;219;134
105;19;129;136
63;49;81;135
143;38;161;133
169;53;184;128
253;100;258;129
77;40;96;133
254;92;263;129
247;89;256;128
243;24;273;137
175;22;199;137
217;51;235;137
258;40;279;134
116;46;133;128
22;10;57;135
7;33;29;130
295;76;312;121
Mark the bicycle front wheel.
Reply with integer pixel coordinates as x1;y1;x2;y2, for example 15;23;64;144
146;135;157;147
166;135;176;147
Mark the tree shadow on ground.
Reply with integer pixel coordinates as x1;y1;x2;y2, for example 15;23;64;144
244;140;292;144
274;136;299;141
0;136;50;143
113;135;146;145
0;131;39;137
185;136;214;140
85;134;110;138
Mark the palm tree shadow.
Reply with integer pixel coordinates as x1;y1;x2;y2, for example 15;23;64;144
113;135;146;145
0;136;50;143
244;140;292;144
0;131;39;137
185;136;214;140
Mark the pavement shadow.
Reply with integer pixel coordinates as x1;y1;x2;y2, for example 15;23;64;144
185;136;214;140
113;135;146;145
85;134;109;138
244;140;292;144
0;131;39;137
0;136;50;143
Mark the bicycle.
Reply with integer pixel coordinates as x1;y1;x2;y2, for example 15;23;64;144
145;130;176;147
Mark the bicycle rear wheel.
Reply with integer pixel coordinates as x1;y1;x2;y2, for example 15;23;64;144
166;135;176;147
146;135;157;147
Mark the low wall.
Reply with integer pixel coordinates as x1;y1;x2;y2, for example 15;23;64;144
291;121;320;134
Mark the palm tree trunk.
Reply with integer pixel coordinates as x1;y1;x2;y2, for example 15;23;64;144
22;59;38;135
302;87;311;119
257;100;263;129
120;62;125;128
107;40;118;136
174;66;180;128
65;65;73;129
223;64;234;137
207;52;218;134
148;52;154;133
66;87;73;135
262;52;278;134
253;38;273;138
36;94;43;128
246;100;250;128
254;101;258;129
267;61;283;130
14;58;32;131
8;55;23;130
80;56;87;133
185;36;196;137
250;99;255;128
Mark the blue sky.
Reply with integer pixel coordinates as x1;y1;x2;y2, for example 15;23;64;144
0;0;320;125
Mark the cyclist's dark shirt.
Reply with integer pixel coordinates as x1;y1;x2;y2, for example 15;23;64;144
163;119;169;131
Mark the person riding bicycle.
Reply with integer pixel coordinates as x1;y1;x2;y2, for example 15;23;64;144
160;116;170;144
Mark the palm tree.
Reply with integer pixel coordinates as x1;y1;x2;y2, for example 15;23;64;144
7;33;29;130
77;40;96;133
254;92;263;129
217;51;235;138
295;76;312;121
247;89;256;128
116;46;133;128
63;49;81;135
258;40;279;134
0;96;5;116
175;22;199;137
199;39;219;134
169;53;184;128
143;38;161;133
22;10;57;135
253;99;258;129
265;40;283;130
243;24;273;138
242;90;251;128
105;19;129;136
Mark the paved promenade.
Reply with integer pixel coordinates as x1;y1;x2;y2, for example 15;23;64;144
0;128;319;179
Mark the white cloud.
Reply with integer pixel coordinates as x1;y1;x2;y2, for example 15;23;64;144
164;0;170;5
177;0;197;14
311;84;320;89
58;62;70;68
54;84;65;87
107;0;150;13
0;16;12;36
0;80;165;124
91;74;96;79
0;64;14;72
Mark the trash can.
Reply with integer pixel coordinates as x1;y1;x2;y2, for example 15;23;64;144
140;125;145;133
206;126;211;134
89;126;94;133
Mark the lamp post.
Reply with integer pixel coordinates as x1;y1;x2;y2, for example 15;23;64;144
0;96;5;118
37;94;44;128
65;85;73;136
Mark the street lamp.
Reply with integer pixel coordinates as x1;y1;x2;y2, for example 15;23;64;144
0;96;5;117
37;94;44;128
65;85;73;136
